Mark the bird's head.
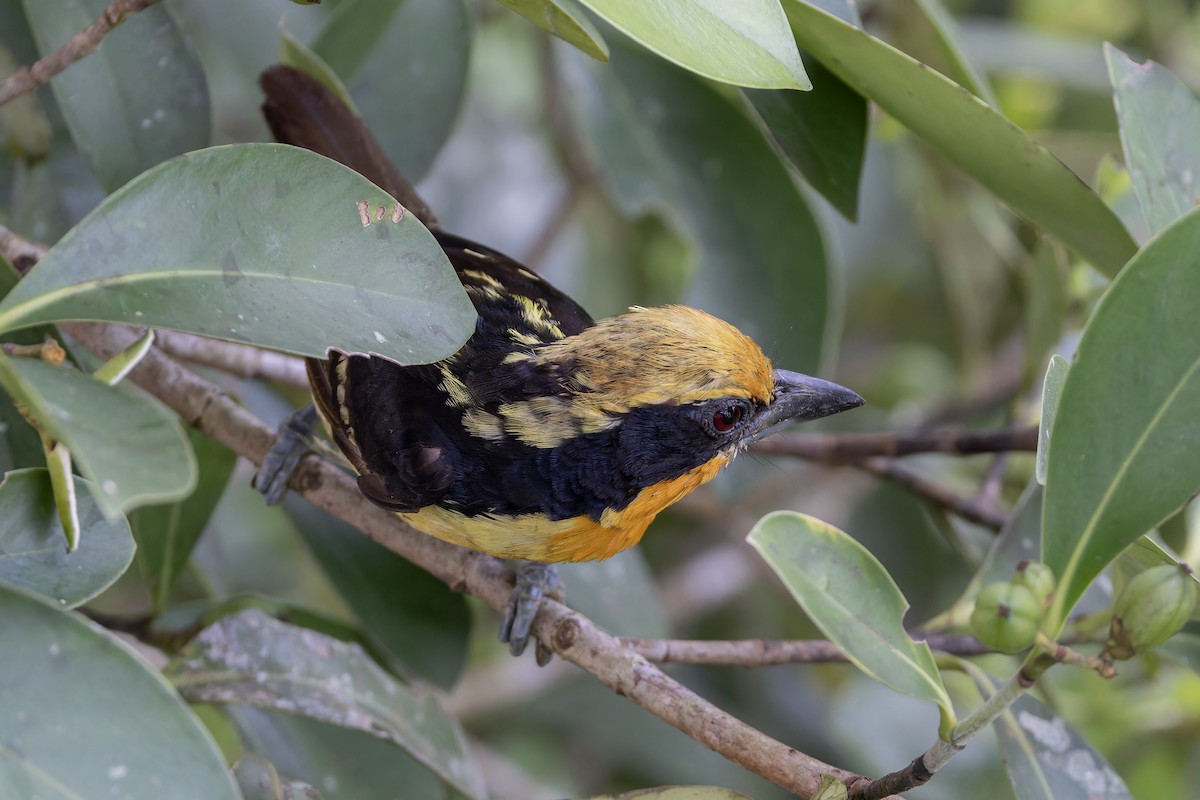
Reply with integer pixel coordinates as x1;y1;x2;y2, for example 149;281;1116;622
505;305;863;462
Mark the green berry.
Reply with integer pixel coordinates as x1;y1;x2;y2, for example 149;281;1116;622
1106;563;1198;661
1012;560;1056;608
970;582;1042;654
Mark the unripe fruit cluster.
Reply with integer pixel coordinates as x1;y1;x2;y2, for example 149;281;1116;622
1105;563;1198;661
969;561;1055;654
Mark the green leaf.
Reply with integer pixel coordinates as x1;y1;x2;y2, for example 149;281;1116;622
9;135;106;247
279;28;359;113
21;0;211;193
1105;45;1200;236
167;609;485;799
783;0;1137;276
313;0;472;183
563;34;828;373
0;582;240;799
813;774;849;800
748;511;956;735
281;497;470;689
743;32;867;220
993;690;1133;800
309;0;401;80
41;436;79;551
1043;206;1200;633
0;468;134;606
1035;354;1069;486
0;355;197;518
93;328;155;385
578;0;809;90
884;0;995;106
494;0;609;61
227;707;460;800
0;144;477;364
132;427;237;613
1021;242;1069;386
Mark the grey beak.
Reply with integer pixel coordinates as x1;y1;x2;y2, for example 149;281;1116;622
743;369;864;443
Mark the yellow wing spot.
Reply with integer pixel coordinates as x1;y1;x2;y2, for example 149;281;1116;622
465;283;503;301
438;364;472;407
514;295;564;340
499;397;576;448
462;248;493;261
462;409;505;441
334;359;352;426
462;269;503;288
507;329;542;347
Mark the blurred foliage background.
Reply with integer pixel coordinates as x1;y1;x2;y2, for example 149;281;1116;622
2;0;1200;798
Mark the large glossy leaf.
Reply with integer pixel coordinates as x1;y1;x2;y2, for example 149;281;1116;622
312;0;471;184
743;0;866;221
993;690;1133;799
494;0;609;61
21;0;210;193
1105;45;1200;236
227;707;457;800
885;0;994;105
282;497;470;689
132;427;237;613
167;610;485;799
0;468;134;606
0;355;196;518
0;582;240;799
1035;354;1069;486
578;0;809;90
783;0;1137;276
562;35;828;373
1043;207;1200;633
748;511;955;736
0;144;477;364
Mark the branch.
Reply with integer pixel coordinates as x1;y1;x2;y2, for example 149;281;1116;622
751;425;1038;461
624;634;989;666
753;427;1028;531
153;330;308;386
0;0;163;107
63;320;889;800
854;456;1009;531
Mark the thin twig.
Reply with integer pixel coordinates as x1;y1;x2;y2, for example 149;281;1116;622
64;320;889;800
0;0;163;107
751;425;1037;461
856;456;1010;531
624;634;989;666
153;330;308;386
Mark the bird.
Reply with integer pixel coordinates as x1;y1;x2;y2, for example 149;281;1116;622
256;65;864;660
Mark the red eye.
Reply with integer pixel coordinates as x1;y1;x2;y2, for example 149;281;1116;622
712;405;744;432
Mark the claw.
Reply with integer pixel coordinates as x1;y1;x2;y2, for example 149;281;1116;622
256;404;319;505
499;561;561;661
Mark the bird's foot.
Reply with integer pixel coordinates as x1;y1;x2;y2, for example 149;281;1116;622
500;561;562;665
255;404;319;505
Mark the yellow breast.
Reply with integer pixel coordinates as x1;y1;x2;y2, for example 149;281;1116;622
401;454;730;562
